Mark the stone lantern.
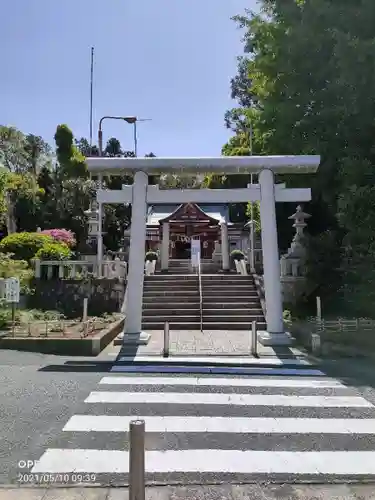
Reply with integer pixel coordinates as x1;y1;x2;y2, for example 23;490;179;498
287;205;311;258
84;200;105;252
85;200;99;240
280;205;311;278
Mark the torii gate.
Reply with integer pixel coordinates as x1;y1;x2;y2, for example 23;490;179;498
86;155;320;346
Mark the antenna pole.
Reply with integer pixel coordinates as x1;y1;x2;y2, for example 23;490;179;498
89;47;94;148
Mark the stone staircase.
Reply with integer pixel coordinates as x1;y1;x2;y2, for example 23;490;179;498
201;274;266;331
142;270;266;331
142;274;201;330
156;259;221;275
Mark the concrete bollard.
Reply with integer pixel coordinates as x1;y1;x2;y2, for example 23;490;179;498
83;297;88;322
316;296;322;321
311;333;321;355
129;420;145;500
163;321;170;358
251;320;258;358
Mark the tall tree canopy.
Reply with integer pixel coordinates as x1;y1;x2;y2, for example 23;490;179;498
225;0;375;316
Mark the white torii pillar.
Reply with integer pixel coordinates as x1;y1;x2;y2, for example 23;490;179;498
257;169;290;345
123;171;150;344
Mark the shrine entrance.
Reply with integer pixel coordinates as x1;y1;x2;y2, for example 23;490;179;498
174;239;190;259
87;154;320;346
157;203;220;260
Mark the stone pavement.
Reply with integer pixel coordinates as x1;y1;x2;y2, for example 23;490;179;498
2;484;375;499
117;330;304;357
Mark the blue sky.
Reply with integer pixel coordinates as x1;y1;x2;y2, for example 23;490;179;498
1;0;257;157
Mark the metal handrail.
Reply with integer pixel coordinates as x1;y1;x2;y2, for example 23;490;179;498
197;252;203;332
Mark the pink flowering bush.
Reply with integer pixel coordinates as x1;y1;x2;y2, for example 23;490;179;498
41;229;76;248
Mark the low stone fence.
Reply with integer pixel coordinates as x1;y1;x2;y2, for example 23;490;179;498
34;258;127;280
1;317;116;338
290;317;375;357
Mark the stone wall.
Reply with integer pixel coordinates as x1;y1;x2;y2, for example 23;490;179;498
27;278;125;318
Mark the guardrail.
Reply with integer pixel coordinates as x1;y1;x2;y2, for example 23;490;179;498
291;316;375;356
309;317;375;335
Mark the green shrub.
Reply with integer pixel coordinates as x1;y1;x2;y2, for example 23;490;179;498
0;252;33;293
145;251;158;261
0;232;53;261
22;309;64;321
283;309;292;322
230;249;245;261
34;242;72;261
0;298;20;328
0;306;12;329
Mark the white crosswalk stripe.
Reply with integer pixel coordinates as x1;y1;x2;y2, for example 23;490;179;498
31;366;375;482
116;356;313;366
31;449;375;475
84;390;371;407
63;415;375;434
99;375;344;388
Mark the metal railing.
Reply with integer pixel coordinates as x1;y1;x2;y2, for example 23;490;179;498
197;251;203;332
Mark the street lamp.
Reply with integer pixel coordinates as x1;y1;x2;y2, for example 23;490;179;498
94;115;152;275
98;115;152;157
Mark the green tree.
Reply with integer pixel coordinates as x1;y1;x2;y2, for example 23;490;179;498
24;134;52;175
8;173;44;232
105;137;122;157
55;178;95;251
225;0;375;314
0;127;53;176
0;126;29;173
54;125;88;178
75;137;99;157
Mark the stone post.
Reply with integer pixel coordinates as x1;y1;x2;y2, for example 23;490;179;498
161;222;170;271
220;222;230;271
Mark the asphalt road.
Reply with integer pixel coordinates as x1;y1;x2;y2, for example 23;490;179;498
0;349;114;485
2;348;375;487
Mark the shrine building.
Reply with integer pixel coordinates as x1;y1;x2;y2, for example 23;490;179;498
144;202;248;259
